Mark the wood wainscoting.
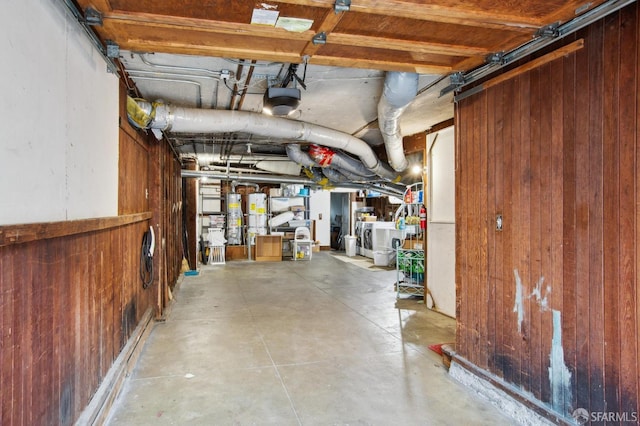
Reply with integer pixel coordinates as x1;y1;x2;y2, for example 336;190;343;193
455;3;639;422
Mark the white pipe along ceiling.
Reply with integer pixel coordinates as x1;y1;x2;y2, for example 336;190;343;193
378;72;420;172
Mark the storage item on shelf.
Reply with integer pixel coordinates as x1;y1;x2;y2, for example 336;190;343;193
269;211;295;227
394;181;426;298
269;190;311;259
396;248;425;297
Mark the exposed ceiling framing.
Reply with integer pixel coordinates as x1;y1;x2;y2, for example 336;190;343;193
68;0;612;189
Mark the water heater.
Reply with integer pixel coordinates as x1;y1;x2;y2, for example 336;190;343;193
226;193;243;245
247;193;267;245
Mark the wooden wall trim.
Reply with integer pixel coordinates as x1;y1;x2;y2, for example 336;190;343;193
0;212;152;247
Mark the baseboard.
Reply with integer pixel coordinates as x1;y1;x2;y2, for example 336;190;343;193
449;356;571;426
75;307;154;426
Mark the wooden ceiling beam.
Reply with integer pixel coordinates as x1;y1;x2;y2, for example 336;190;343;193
301;8;347;58
329;32;491;57
117;39;304;64
274;0;541;30
309;55;453;74
103;12;312;42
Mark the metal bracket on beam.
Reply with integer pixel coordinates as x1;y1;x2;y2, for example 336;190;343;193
535;22;561;38
312;32;327;45
486;51;504;65
449;72;465;87
105;40;120;59
84;7;103;26
440;72;465;97
334;0;351;13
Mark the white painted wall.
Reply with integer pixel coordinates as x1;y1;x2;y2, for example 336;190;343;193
427;126;456;317
0;0;120;225
309;189;331;245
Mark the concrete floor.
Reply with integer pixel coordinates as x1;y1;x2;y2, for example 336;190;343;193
106;251;512;425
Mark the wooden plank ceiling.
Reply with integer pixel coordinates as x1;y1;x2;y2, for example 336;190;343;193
75;0;606;74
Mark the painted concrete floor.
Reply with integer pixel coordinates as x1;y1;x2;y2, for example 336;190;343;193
106;251;513;426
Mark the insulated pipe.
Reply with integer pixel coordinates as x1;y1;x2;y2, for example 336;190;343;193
308;145;376;179
287;144;374;182
183;170;316;185
321;167;406;194
378;72;419;172
330;151;376;179
321;167;350;183
181;170;403;197
322;164;370;183
134;99;401;182
285;144;317;168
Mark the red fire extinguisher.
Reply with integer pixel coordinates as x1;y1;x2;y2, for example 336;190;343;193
419;205;426;230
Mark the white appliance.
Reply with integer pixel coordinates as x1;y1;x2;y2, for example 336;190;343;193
247;193;267;245
356;221;396;258
226;193;243;245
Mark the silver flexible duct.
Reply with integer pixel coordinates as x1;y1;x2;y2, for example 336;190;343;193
129;98;401;182
308;145;376;179
378;72;419;172
321;167;350;183
286;144;374;182
285;144;317;168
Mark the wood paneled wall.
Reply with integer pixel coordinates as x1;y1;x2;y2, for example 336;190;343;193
455;4;639;422
0;82;183;425
0;216;154;424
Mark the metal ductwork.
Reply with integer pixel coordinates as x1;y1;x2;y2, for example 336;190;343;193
321;167;350;183
128;97;402;183
308;145;376;180
378;72;419;172
286;144;375;182
285;144;317;168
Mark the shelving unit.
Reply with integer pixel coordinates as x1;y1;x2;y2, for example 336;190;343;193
199;182;226;265
268;191;311;259
395;182;426;298
199;182;225;237
255;235;282;262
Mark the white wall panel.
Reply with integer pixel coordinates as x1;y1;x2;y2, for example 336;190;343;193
0;0;119;225
310;189;331;245
427;126;456;317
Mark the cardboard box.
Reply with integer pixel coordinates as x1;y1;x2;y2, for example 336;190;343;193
269;188;283;197
290;205;305;212
364;216;377;222
312;241;321;252
403;239;423;250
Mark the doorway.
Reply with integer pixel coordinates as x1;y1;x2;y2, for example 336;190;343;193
330;192;350;250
